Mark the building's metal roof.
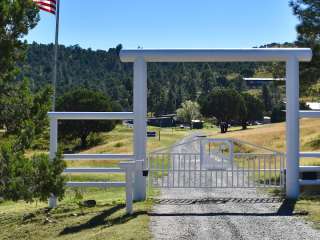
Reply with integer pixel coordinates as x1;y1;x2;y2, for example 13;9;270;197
243;78;285;81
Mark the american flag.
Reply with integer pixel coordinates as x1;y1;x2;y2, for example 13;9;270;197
33;0;57;15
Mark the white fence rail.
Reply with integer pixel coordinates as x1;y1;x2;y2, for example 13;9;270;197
48;111;136;214
48;111;134;120
299;110;320;118
63;154;134;161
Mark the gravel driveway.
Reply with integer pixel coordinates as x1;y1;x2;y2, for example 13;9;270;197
150;134;320;240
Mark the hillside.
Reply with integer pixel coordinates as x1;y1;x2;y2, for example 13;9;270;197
22;43;273;114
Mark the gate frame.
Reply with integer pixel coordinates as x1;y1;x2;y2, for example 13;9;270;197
120;48;313;200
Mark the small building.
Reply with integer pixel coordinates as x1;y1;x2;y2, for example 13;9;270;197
306;102;320;110
191;120;204;129
263;116;271;124
148;114;176;127
244;77;285;88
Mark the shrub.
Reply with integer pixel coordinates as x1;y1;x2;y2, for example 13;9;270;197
0;140;66;202
31;152;66;202
87;133;104;148
114;142;124;148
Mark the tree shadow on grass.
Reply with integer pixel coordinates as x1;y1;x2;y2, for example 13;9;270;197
60;204;147;235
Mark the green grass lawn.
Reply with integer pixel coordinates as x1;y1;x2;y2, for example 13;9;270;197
0;189;153;240
295;193;320;229
1;122;320;239
0;124;193;240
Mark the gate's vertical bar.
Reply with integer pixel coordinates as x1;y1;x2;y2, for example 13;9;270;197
253;156;256;187
205;159;208;188
149;155;152;191
173;154;175;187
274;153;278;186
285;57;300;199
264;156;266;187
216;163;218;187
258;157;261;187
280;154;282;187
199;153;202;188
194;155;196;187
48;117;58;208
167;154;170;188
269;155;272;186
158;155;160;187
242;158;245;187
178;155;180;188
200;139;205;169
133;57;147;200
247;157;250;187
236;158;238;187
230;141;234;187
280;155;285;189
161;154;164;187
183;154;186;187
210;168;213;188
199;140;204;187
189;155;191;188
221;143;224;188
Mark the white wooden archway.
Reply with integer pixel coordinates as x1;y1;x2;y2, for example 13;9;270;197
48;48;318;209
119;48;315;200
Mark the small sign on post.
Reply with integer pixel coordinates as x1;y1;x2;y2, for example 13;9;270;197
147;131;156;137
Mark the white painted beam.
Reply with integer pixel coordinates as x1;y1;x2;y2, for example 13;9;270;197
64;168;124;173
66;181;126;188
299;111;320;118
300;152;320;158
299;179;320;186
120;48;312;63
48;112;134;120
299;166;320;172
63;154;134;161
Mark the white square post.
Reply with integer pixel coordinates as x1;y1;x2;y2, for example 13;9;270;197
49;117;58;208
133;57;147;201
285;57;300;199
119;161;135;214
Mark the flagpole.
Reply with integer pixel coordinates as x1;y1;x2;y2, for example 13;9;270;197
52;0;60;111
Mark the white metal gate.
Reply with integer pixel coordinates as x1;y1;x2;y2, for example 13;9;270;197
147;138;286;189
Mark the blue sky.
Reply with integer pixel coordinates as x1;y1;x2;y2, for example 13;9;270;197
26;0;299;50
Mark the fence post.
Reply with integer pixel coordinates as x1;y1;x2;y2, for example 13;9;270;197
120;161;135;214
285;57;300;199
49;117;58;208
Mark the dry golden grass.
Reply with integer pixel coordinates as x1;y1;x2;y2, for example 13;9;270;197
203;118;320;166
68;125;190;168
